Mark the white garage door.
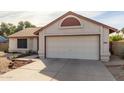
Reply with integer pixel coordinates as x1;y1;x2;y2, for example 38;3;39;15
46;36;99;60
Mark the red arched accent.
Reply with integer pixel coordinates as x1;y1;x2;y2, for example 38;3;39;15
61;17;81;27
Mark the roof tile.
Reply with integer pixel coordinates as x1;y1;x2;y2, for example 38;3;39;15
8;27;41;38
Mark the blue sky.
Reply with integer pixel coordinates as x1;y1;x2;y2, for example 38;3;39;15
0;11;123;30
92;11;124;30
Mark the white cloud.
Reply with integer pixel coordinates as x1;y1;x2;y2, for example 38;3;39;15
0;11;123;30
0;11;106;27
0;11;66;26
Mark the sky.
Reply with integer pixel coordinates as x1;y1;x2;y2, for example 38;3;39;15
0;11;123;30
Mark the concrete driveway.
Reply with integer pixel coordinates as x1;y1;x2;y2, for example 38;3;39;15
0;58;115;81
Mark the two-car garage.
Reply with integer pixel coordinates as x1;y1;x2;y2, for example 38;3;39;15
45;35;100;60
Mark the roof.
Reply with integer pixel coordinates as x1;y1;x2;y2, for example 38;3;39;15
34;11;118;34
0;36;7;43
8;27;41;38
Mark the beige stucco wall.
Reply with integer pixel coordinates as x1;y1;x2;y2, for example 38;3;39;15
38;15;110;62
9;37;37;53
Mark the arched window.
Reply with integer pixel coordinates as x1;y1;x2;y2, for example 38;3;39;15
61;17;81;27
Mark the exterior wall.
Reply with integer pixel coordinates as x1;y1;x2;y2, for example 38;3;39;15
9;37;37;53
100;27;110;61
44;15;101;35
32;38;38;51
38;15;110;62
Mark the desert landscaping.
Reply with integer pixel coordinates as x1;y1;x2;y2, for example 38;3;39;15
0;52;33;75
103;56;124;81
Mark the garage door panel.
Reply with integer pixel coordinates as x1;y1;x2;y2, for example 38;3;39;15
46;36;99;60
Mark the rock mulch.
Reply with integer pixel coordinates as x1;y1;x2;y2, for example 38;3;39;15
103;55;124;81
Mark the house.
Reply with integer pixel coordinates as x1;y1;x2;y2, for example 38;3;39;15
0;36;8;43
8;11;117;62
8;27;40;53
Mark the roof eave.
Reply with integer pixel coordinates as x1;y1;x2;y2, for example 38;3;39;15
109;29;118;34
8;35;38;38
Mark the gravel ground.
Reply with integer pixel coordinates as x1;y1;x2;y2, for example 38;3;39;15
104;56;124;81
106;65;124;81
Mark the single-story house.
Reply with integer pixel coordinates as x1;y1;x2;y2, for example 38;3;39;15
8;11;117;62
8;27;40;53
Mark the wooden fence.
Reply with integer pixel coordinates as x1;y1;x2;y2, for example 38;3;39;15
112;40;124;56
0;42;8;52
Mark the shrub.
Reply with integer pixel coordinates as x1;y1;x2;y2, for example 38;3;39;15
17;50;37;58
109;34;123;42
11;53;18;59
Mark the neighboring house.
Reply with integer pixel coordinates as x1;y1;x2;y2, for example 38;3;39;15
110;31;124;37
8;27;40;53
0;36;8;51
8;11;117;61
0;36;8;43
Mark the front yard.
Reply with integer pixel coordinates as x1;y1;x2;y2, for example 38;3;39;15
0;52;34;75
107;65;124;80
1;51;124;81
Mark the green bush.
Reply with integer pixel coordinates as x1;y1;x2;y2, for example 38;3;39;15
17;50;37;58
109;34;123;42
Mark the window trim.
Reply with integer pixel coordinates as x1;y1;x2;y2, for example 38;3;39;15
17;38;27;49
61;17;81;27
59;15;83;29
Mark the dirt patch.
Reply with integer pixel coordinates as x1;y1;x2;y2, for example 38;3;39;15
9;60;33;69
0;59;33;75
0;52;34;75
106;65;124;81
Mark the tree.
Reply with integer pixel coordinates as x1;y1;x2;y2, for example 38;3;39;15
0;21;36;36
0;22;17;36
16;21;36;32
121;28;124;33
16;21;25;32
0;22;10;36
0;31;4;36
8;23;16;35
24;21;36;28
